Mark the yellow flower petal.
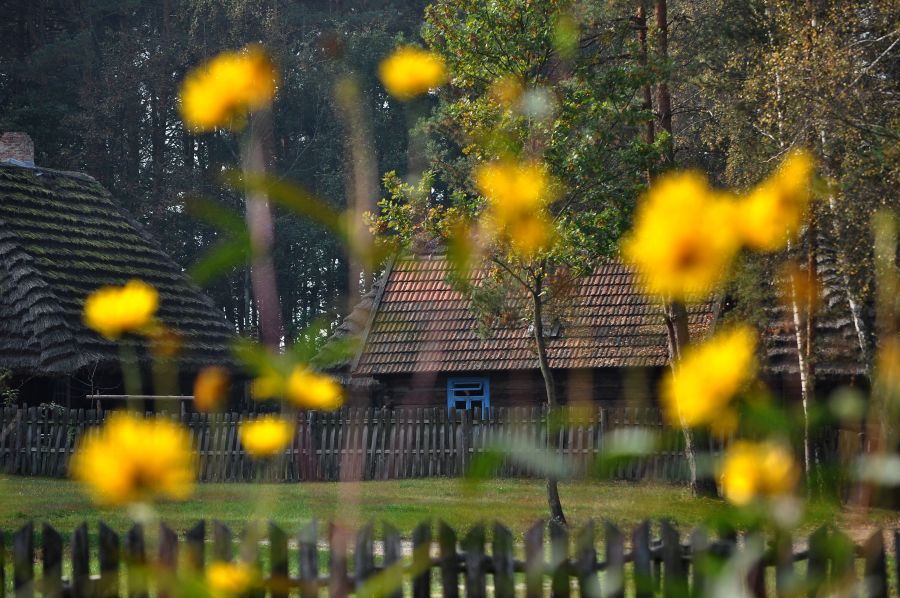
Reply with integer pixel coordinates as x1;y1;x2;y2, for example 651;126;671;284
83;280;159;340
661;326;757;428
378;46;447;100
180;45;278;132
193;367;230;413
286;367;344;411
737;150;814;252
70;413;196;505
206;561;258;597
623;172;740;301
239;417;293;458
720;440;798;505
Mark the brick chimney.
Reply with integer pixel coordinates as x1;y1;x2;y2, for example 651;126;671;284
0;132;35;167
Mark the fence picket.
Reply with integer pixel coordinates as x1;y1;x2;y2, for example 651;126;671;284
270;523;289;598
298;520;318;598
492;523;515;598
438;521;459;598
862;530;887;598
42;523;63;598
575;520;600;598
524;520;544;598
13;522;33;598
549;519;570;598
603;520;624;598
71;523;90;597
411;521;432;598
382;522;403;598
124;524;148;598
461;524;486;598
97;522;120;598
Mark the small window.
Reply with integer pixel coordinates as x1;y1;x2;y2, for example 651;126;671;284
447;376;490;414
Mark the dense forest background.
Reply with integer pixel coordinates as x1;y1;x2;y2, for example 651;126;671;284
1;0;896;354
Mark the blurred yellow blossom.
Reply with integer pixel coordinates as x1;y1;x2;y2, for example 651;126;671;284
738;150;814;252
622;172;740;301
661;326;757;428
148;326;182;359
180;45;277;132
475;160;556;256
239;416;293;458
378;46;447;100
194;367;230;413
70;413;195;505
206;561;258;596
286;367;344;410
251;365;344;411
83;279;159;340
720;440;799;505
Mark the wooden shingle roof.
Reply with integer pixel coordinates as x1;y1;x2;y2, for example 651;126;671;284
351;255;717;375
0;163;234;375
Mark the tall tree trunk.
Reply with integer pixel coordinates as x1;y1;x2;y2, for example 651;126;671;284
532;287;567;525
652;0;717;497
634;0;655;184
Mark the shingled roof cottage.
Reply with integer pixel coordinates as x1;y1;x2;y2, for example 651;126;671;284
0;133;236;406
327;255;718;410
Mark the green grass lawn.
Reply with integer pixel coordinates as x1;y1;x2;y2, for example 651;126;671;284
1;475;896;541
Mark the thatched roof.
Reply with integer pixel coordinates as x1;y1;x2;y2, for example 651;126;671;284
0;163;235;375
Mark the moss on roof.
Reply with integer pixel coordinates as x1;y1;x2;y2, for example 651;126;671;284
0;163;235;375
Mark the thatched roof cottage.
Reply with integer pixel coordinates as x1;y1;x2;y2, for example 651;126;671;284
0;133;235;406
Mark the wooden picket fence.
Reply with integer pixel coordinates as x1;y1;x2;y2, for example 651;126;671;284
0;405;719;482
3;518;897;597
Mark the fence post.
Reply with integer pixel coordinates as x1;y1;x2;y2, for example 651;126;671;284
212;520;233;561
185;521;205;574
42;523;63;597
632;520;653;598
269;522;289;598
97;522;120;598
382;522;403;598
492;523;515;598
461;524;486;598
603;520;624;598
437;521;459;598
411;521;432;598
72;523;91;597
549;519;570;598
328;523;350;598
124;524;148;598
661;520;686;598
575;520;600;598
354;523;375;586
13;521;33;598
298;520;318;598
524;520;544;598
158;523;178;598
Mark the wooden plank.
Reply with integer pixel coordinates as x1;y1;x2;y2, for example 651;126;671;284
269;522;289;598
72;523;91;597
98;522;121;598
661;520;686;597
13;521;33;598
184;521;205;573
689;527;709;598
862;529;888;598
383;522;403;598
354;523;375;584
42;523;63;598
524;520;544;598
298;520;318;598
124;524;148;598
438;521;459;598
461;524;486;598
604;520;624;598
492;523;515;598
212;520;233;561
632;520;653;598
328;522;350;597
158;523;178;598
575;520;600;598
549;519;570;598
411;521;432;598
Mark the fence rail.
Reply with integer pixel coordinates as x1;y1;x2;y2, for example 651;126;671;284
0;405;708;483
3;517;897;597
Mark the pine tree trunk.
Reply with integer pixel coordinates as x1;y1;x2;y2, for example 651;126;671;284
532;288;567;526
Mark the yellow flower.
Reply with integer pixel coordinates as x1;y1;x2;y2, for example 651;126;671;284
286;367;344;410
720;440;799;505
194;367;230;413
622;172;740;301
378;46;447;100
180;45;278;132
70;413;195;505
737;150;814;252
206;561;258;597
83;280;159;340
239;416;293;458
251;365;344;411
475;160;556;256
661;326;757;428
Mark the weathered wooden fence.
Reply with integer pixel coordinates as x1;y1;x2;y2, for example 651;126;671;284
0;405;714;483
3;518;897;597
4;406;857;485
